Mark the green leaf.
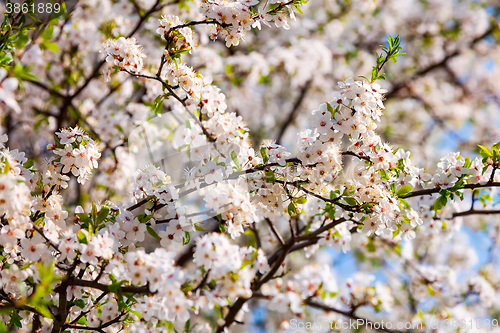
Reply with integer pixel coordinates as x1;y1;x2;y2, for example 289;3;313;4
295;196;307;205
493;149;500;162
23;159;34;169
325;102;334;116
183;231;191;245
138;214;153;223
231;151;241;171
77;230;88;244
9;313;23;328
287;202;296;216
74;299;85;309
184;319;191;333
91;201;97;224
366;239;376;252
329;190;339;200
147;226;161;242
41;40;59;53
397;184;413;197
41;25;54;40
13;62;38;81
399;198;411;210
371;67;378;82
464;156;471;168
433;195;447;213
478;145;493;158
344;197;358;206
0;52;14;68
96;207;109;224
390;183;396;195
21;261;35;270
265;170;275;183
260;147;268;164
2;157;10;174
379;169;389;180
129;309;142;320
76;213;92;225
194;224;206;232
152;94;164;114
343;187;355;197
392;228;401;239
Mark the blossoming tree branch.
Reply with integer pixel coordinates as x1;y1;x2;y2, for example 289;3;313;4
0;0;500;332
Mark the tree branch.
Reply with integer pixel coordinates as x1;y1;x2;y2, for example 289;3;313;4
276;79;312;144
385;23;497;100
305;300;404;333
67;278;152;294
402;182;500;199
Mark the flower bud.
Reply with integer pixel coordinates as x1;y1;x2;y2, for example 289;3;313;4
280;320;290;330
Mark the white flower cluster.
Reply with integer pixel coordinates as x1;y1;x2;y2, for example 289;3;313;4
50;127;101;184
131;288;192;327
157;15;183;36
293;264;338;298
202;111;251;154
113;210;148;245
40;161;71;192
116;250;193;326
0;165;31;220
33;192;69;228
331;78;386;137
331;273;395;313
296;128;343;181
467;276;495;308
159;218;191;248
194;233;242;276
90;109;129;146
253;7;292;30
0;264;31;296
261;265;338;314
128;164;178;204
163;63;204;98
0;68;21;114
200;0;254;47
407;265;457;300
261;140;292;166
428;152;491;189
111;248;178;292
101;37;147;81
193;234;265;302
172;121;206;150
200;85;227;117
0;145;33;251
79;231;117;265
320;220;357;253
157;15;196;52
202;179;257;238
